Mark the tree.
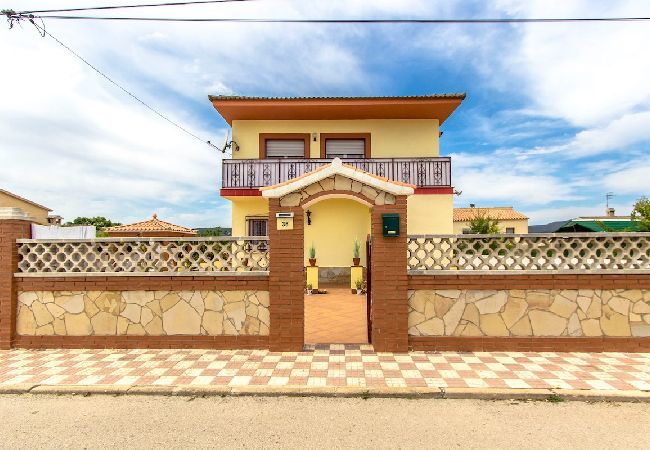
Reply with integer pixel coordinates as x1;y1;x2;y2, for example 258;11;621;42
197;227;231;237
468;209;500;234
65;217;122;237
631;197;650;231
66;217;122;228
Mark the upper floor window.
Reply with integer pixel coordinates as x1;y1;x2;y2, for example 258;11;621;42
266;140;305;158
325;139;365;159
505;227;515;234
259;133;310;159
320;133;370;159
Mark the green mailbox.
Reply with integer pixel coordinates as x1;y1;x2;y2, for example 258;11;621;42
382;213;400;237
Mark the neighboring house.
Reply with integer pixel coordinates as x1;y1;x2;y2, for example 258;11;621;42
530;208;641;233
105;214;197;237
210;94;464;272
453;206;529;234
0;188;53;225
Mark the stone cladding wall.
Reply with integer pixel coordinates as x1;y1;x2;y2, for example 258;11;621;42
408;289;650;337
16;290;269;336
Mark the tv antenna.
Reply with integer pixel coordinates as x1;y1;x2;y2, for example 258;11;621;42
208;130;239;154
606;192;614;209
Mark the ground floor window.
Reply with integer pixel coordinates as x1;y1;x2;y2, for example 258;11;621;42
246;217;268;236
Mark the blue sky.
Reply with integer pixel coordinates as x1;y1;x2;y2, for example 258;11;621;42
1;0;649;227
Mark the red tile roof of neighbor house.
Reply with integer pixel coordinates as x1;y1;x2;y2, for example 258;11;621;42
0;188;52;211
453;207;528;222
209;93;467;125
106;214;196;234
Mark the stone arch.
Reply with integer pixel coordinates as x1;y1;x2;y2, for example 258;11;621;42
278;174;398;208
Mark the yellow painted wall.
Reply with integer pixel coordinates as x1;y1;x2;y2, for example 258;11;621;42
304;198;371;268
232;119;440;159
407;195;454;234
228;196;269;236
0;191;49;225
453;219;529;234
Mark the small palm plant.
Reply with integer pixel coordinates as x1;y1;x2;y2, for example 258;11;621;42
308;243;316;266
306;283;313;295
352;238;361;266
355;278;364;295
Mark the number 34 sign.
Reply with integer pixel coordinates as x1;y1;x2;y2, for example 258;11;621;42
275;212;294;231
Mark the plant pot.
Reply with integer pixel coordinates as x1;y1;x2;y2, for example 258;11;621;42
309;258;316;267
306;289;313;295
352;258;360;266
356;288;363;295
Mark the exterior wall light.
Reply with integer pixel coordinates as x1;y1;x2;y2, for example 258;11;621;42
312;132;318;142
306;210;312;225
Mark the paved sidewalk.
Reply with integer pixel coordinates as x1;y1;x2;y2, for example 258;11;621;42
1;346;649;399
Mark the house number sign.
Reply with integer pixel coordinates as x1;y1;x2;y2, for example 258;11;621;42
276;212;294;231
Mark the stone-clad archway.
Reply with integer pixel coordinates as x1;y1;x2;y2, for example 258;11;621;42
263;158;413;352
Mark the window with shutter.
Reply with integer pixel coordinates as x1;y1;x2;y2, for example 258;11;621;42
325;139;365;159
265;140;305;158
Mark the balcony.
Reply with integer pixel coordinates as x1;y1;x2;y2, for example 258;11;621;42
221;157;452;191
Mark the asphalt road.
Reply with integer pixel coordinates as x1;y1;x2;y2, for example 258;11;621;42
1;395;649;449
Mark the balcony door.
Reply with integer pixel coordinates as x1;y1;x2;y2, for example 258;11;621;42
320;133;371;159
259;133;310;159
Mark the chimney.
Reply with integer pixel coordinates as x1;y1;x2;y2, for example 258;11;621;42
469;203;475;208
606;207;615;217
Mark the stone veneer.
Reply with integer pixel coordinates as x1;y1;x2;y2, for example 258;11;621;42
279;174;397;207
408;289;650;338
16;290;269;336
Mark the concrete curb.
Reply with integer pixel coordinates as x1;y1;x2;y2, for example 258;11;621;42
1;384;648;402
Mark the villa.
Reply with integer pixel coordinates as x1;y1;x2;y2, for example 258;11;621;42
210;94;463;285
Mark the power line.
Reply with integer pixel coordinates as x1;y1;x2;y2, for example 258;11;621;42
14;15;650;24
19;0;261;15
9;17;228;154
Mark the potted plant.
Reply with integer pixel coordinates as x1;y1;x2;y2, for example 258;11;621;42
355;279;364;295
308;243;316;266
352;239;361;266
306;283;313;295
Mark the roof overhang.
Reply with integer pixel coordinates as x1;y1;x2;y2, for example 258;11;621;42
209;94;466;125
261;157;415;198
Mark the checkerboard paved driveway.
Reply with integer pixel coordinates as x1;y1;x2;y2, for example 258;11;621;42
1;346;649;392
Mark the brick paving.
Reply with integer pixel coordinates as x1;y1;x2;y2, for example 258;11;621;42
1;346;649;391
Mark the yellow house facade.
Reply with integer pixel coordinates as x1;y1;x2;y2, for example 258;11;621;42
0;188;52;225
453;206;529;234
210;94;464;277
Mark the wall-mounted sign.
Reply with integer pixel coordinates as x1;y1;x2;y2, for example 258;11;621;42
276;212;294;231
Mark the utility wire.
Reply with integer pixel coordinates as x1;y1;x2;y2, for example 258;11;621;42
16;17;228;154
19;0;261;15
14;15;650;24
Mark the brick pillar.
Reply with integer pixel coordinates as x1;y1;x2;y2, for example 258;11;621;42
268;199;305;352
370;196;408;352
0;218;31;349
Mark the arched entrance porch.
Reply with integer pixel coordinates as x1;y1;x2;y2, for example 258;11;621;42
302;194;371;344
263;158;413;352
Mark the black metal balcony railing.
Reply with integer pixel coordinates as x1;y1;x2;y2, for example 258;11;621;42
222;157;451;189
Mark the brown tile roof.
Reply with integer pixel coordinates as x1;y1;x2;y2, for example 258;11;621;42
106;214;197;234
0;188;52;212
453;207;528;222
